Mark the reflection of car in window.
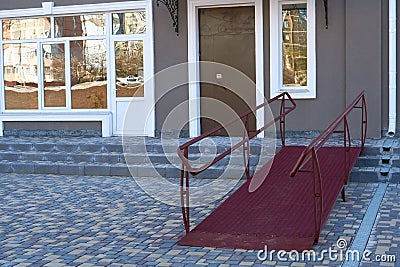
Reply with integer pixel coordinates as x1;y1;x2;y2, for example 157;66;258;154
127;75;143;82
126;75;143;83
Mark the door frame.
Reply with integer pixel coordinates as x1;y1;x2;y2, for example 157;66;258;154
187;0;264;138
110;0;155;136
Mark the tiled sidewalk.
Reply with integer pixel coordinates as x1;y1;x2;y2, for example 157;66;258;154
0;174;398;266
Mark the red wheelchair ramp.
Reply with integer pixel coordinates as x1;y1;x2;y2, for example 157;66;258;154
179;146;361;250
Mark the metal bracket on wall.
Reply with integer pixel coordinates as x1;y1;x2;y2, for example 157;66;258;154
323;0;328;29
157;0;179;35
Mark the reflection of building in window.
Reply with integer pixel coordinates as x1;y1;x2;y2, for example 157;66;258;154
1;11;145;109
3;43;38;86
54;14;106;37
282;4;307;87
2;18;51;40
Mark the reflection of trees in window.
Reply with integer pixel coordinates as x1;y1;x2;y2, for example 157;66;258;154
55;14;105;37
70;40;107;109
112;11;146;34
115;41;144;97
282;4;307;87
70;40;107;84
115;41;143;78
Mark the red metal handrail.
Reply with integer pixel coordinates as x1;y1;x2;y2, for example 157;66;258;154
290;91;367;177
177;92;296;175
178;92;297;233
289;91;367;244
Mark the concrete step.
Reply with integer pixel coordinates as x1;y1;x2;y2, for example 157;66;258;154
0;150;264;168
0;138;269;152
349;167;380;182
0;159;251;179
0;137;385;179
354;156;381;167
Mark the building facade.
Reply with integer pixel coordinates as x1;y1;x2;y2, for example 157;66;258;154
0;0;395;138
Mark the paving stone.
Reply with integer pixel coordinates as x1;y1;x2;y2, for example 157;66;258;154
59;165;85;176
355;158;381;167
110;166;131;177
0;162;13;173
11;162;35;174
84;165;111;176
390;172;400;183
0;153;21;161
349;170;379;182
0;137;396;265
34;164;59;175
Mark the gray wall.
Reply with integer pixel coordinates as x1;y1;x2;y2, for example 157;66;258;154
270;0;384;138
153;0;189;132
153;0;385;138
0;0;390;137
346;0;382;138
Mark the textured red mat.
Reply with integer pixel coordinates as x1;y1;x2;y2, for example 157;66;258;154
179;146;361;250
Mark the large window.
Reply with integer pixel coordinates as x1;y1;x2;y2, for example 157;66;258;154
270;0;316;99
1;10;146;110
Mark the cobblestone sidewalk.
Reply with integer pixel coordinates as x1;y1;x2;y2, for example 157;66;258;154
0;174;398;266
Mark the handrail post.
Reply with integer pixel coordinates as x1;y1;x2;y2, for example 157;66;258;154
311;148;323;244
343;116;350;188
243;114;251;180
280;94;286;147
361;95;368;151
180;148;190;233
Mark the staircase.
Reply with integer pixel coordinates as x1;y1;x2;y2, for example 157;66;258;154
350;137;399;182
0;137;265;179
0;136;394;182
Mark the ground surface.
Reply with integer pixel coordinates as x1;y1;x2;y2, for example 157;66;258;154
0;174;398;266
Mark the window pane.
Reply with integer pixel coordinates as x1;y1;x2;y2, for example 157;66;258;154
282;4;307;87
70;40;107;109
43;43;66;107
115;40;144;97
55;14;106;37
4;43;38;109
3;18;51;40
112;11;146;35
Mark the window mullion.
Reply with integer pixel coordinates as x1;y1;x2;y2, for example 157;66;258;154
106;12;112;111
0;20;4;113
50;17;55;38
65;40;71;110
37;42;43;110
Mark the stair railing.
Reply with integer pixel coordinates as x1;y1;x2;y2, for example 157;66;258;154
290;91;367;244
177;92;296;233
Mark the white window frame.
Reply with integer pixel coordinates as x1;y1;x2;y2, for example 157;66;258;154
270;0;316;99
0;1;155;137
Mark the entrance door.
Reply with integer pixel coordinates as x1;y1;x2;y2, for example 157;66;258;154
112;39;148;135
111;10;154;136
199;6;256;136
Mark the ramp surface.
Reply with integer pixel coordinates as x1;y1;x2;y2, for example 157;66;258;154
179;146;361;250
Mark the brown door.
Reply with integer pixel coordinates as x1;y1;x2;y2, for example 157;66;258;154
199;6;256;136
